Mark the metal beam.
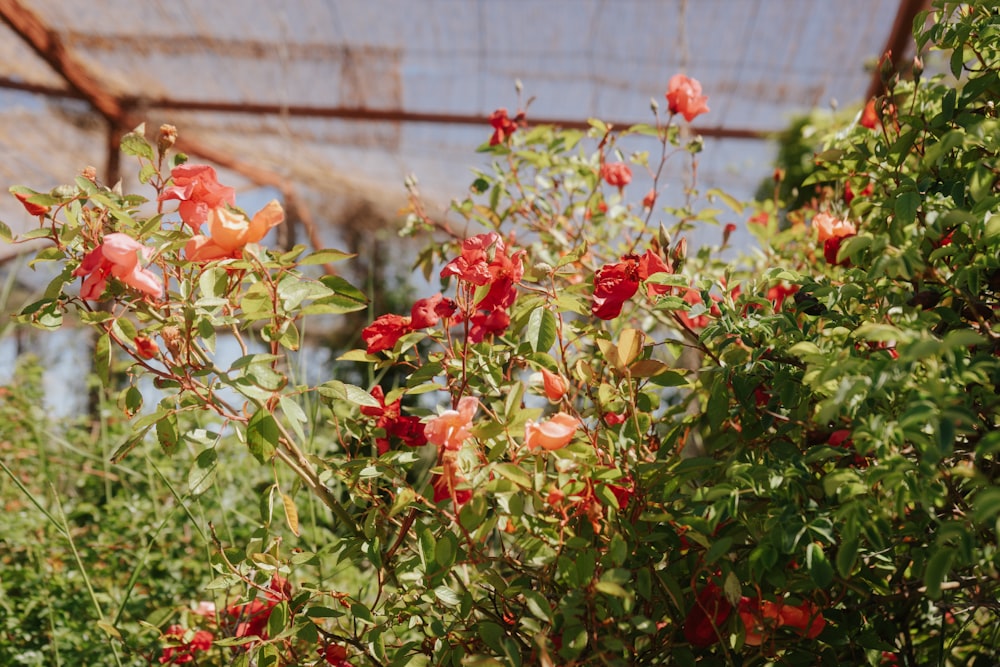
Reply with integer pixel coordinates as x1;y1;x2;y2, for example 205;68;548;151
131;97;769;141
0;0;335;272
0;0;125;124
865;0;932;101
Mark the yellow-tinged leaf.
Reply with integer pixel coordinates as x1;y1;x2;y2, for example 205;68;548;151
281;492;300;536
617;328;645;367
629;359;670;378
596;338;624;373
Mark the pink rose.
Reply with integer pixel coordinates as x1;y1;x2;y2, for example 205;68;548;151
73;233;163;300
159;164;236;231
524;413;581;451
666;74;710;122
424;396;478;451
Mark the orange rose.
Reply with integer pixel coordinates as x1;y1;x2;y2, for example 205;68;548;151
525;413;581;451
185;200;285;261
666;74;710;122
812;212;856;244
539;367;567;402
424;396;478;451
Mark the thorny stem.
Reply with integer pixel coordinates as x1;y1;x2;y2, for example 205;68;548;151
271;418;361;536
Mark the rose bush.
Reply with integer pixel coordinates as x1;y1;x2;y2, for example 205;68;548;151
4;2;1000;665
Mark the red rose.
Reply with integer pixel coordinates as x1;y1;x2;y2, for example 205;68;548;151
860;98;879;129
683;582;732;647
638;249;673;297
600;162;632;188
592;257;640;319
319;644;351;666
489;108;519;146
603;411;627;426
823;233;855;266
362;386;427;454
410;293;444;329
361;313;412;354
666;74;710;122
468;309;510;343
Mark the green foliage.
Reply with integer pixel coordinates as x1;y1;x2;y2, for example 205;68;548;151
4;2;1000;665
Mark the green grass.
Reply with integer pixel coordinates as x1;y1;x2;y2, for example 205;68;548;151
0;356;280;665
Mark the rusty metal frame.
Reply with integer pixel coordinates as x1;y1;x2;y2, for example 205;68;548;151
865;0;932;101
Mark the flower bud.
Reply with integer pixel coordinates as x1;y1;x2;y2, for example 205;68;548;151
157;124;178;155
912;55;924;80
671;237;688;264
81;165;98;183
532;261;554;276
879;50;895;88
540;367;568;402
134;335;159;359
643;189;657;210
658;222;671;250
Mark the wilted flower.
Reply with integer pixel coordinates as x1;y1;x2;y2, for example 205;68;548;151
13;191;49;216
488;108;519;146
642;188;657;209
134;335;159;359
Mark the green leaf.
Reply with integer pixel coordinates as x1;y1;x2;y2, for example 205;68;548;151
594;581;628;598
315;275;368;313
523;590;553;622
188;448;218;496
972;488;1000;525
120;124;155;161
317;380;381;408
924;547;955;600
836;535;859;578
109;427;152;463
299;248;355;265
266;601;289;639
246;408;279;463
434;586;461;607
707;188;744;214
648;370;689;387
806;542;834;588
704;536;732;565
894;191;920;226
493;463;531;488
525;307;557;353
155;409;179;455
94;332;112;387
0;220;12;243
